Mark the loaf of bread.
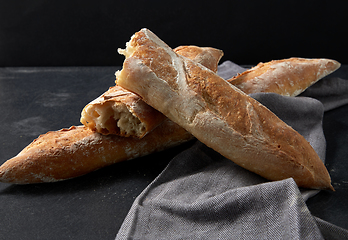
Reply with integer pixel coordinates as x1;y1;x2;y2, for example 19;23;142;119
0;119;193;184
81;46;223;138
228;58;340;96
116;28;334;190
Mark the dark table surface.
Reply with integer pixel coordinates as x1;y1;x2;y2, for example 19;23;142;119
0;66;347;240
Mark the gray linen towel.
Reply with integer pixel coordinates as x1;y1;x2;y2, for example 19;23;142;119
116;61;348;240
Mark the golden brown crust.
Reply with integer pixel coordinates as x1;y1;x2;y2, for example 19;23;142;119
0;120;193;184
81;46;223;138
183;59;333;190
227;58;341;96
174;45;223;73
116;28;334;190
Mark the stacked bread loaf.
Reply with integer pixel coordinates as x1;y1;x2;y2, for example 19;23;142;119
0;29;340;190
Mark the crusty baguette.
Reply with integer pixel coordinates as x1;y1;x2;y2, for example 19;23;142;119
228;58;340;96
0;120;193;184
81;46;223;138
116;28;334;190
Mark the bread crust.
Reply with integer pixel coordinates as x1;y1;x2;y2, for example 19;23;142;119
116;28;334;190
81;46;223;138
0;120;193;184
173;45;223;73
228;58;341;96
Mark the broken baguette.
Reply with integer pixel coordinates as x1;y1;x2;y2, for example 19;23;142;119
80;46;223;138
116;28;334;190
80;85;166;137
0;120;193;184
228;58;340;96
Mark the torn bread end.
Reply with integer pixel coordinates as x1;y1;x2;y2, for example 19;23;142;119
81;101;147;138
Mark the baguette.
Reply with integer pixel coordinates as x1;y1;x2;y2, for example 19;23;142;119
0;120;193;184
228;58;340;96
116;28;334;190
80;46;223;138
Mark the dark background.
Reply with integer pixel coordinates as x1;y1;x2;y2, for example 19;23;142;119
0;1;348;239
0;0;347;67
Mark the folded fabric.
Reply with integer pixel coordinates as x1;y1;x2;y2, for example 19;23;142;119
115;61;348;240
116;141;325;239
300;76;348;111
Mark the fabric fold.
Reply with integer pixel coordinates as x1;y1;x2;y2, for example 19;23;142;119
116;142;324;240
